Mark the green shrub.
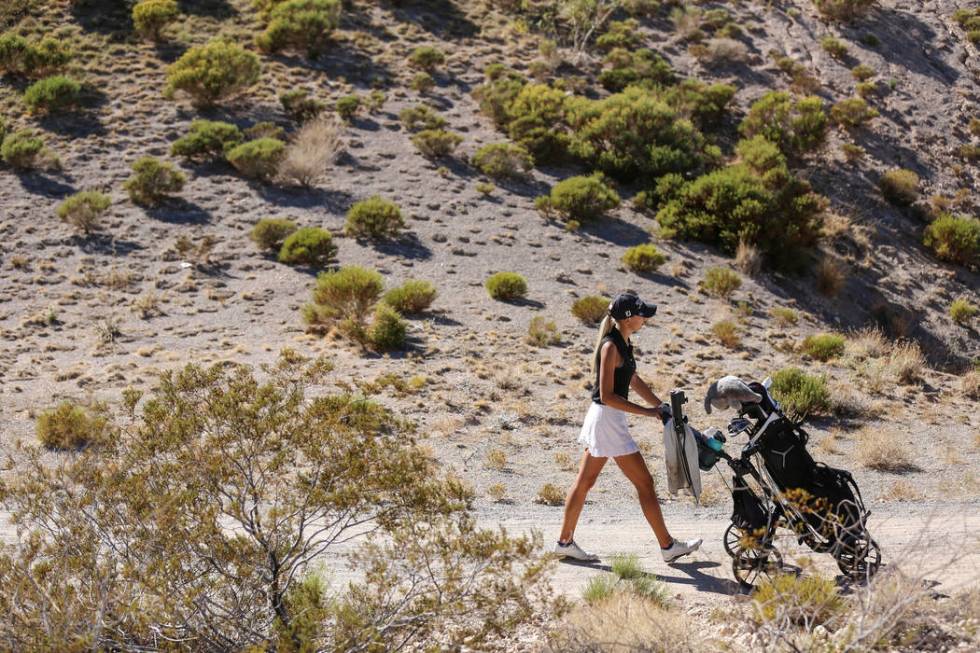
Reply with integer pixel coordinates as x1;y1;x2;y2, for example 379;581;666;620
124;157;186;206
572;295;610;325
850;63;875;81
226;138;286;180
410;129;462;159
368;302;407;351
950;298;978;325
655;163;823;263
305;265;384;326
1;129;55;170
165;39;261;107
256;0;341;57
473;67;525;128
56;191;111;234
383;280;437;315
581;575;617;605
702;267;741;298
596;18;642;52
278;226;336;267
739;91;828;158
527;316;561;347
399;104;446;132
505;83;570;163
345;196;404;239
622;243;667;273
660;79;736;127
735;135;786;176
923;213;979;266
23;75;81;114
244;121;286;141
280;88;325;121
566;86;714;181
813;0;876;22
598;47;675;93
770;367;830;419
0;34;70;78
251;217;298;251
335;94;360;121
753;573;844;626
133;0;179;40
170;119;243;161
36;401;109;450
408;45;445;71
410;71;434;93
820;35;848;59
535;173;620;222
878;168;920;206
472;142;533;178
485;271;527;301
800;333;846;361
830;96;878;127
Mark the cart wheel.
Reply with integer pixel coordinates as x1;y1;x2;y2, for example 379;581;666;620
836;535;881;583
732;545;783;591
723;523;742;558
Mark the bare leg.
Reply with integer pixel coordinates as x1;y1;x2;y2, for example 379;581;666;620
614;452;673;548
558;449;608;543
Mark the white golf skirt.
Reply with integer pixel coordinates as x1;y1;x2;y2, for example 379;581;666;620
577;401;640;458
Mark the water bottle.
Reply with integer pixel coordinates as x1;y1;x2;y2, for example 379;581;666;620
703;426;725;452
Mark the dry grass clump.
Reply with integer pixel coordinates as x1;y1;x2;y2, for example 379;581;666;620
742;566;978;652
278;115;342;187
753;573;844;627
815;257;845;297
735;239;761;276
550;591;703;653
487;482;508;502
711;319;740;349
844;328;925;391
854;427;916;472
770;306;799;327
485;448;507;471
883;479;923;501
961;370;979;400
535;483;564;506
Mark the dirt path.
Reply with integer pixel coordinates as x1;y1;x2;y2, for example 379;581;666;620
2;505;976;608
497;506;980;606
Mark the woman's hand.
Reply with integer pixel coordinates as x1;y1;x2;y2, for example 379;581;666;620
645;405;662;419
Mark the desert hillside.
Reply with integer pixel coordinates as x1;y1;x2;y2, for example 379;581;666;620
0;0;978;650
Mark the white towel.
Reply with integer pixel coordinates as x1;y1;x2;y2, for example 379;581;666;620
663;417;702;502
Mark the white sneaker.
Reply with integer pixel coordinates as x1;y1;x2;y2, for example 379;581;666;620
661;537;702;563
554;539;600;562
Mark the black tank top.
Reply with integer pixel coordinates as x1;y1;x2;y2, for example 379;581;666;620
591;327;635;404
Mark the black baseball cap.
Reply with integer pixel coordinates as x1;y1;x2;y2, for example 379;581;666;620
608;292;657;320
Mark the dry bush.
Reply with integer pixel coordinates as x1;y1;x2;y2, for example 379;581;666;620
485;448;507;470
884;479;923;501
889;341;925;384
549;591;704;653
693;37;750;66
961;370;979;400
487;482;508;502
536;483;565;506
278;116;342;187
855;427;916;472
735;239;761;276
845;328;924;391
815;257;845;297
711;319;740;349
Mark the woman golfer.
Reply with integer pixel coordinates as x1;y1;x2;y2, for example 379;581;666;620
554;291;702;563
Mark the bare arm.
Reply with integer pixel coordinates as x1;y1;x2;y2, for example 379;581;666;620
630;373;663;409
598;342;656;417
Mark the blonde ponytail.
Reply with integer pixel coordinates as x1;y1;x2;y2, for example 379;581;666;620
590;314;616;378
